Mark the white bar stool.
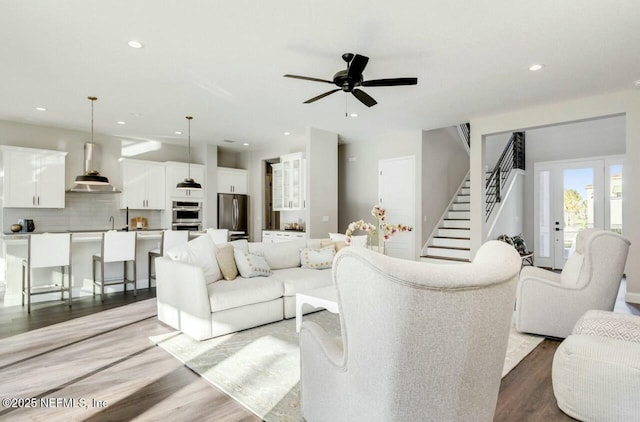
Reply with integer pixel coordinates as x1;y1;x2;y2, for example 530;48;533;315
22;232;72;313
93;231;137;302
148;230;189;288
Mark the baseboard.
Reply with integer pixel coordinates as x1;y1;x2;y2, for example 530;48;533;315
625;291;640;305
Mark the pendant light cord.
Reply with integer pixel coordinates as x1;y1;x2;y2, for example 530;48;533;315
88;96;97;142
186;116;193;178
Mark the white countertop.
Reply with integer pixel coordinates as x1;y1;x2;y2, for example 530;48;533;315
0;229;164;244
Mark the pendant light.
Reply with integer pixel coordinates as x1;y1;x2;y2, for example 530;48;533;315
74;96;109;185
176;115;202;190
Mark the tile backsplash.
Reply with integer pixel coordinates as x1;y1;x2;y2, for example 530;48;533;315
3;193;163;233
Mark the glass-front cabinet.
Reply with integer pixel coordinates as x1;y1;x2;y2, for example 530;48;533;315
272;152;305;211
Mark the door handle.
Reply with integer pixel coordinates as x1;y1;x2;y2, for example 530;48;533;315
555;228;563;231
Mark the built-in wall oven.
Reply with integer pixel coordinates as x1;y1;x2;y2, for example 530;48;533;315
172;201;202;231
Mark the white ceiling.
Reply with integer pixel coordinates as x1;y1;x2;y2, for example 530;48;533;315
1;1;639;150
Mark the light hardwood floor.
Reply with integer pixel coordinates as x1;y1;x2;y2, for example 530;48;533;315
0;284;637;421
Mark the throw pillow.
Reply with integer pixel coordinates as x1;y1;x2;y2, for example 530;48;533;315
300;246;336;270
165;234;222;281
320;239;347;252
329;233;347;242
249;240;306;269
233;248;272;278
350;235;368;248
215;244;239;280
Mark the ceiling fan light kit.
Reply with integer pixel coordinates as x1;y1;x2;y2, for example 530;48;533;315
284;53;418;107
177;115;202;190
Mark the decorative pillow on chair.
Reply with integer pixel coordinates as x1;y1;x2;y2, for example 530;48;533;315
233;248;272;278
300;246;336;270
215;244;239;280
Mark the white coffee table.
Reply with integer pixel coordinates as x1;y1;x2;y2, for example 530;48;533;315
295;286;339;333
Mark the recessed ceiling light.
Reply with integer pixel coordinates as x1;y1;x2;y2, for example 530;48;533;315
243;143;249;146
175;131;182;135
634;80;640;88
35;107;47;111
529;64;545;71
284;132;291;136
116;121;126;125
349;113;358;118
127;40;143;49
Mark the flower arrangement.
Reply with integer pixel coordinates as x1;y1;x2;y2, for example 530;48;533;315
345;205;413;253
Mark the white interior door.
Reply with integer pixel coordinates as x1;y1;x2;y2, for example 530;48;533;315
535;156;622;269
378;156;415;260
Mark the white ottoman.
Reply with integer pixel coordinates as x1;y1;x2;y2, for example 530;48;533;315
552;310;640;422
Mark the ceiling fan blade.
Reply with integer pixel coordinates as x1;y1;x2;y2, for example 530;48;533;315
347;54;369;79
303;89;341;104
352;89;377;107
362;77;418;87
284;74;333;84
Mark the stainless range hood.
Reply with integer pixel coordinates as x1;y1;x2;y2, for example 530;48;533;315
68;143;120;193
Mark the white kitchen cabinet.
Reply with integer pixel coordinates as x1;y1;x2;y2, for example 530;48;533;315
120;159;166;209
217;167;247;194
1;146;67;208
262;230;308;243
166;162;205;199
272;152;305;211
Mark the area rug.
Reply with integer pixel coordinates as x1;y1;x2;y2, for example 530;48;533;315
150;312;543;422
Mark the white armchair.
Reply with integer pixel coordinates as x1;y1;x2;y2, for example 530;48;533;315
300;241;522;422
515;229;630;338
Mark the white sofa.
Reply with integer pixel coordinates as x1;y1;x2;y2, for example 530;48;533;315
155;234;334;340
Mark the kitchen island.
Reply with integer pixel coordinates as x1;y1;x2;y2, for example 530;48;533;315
0;229;166;306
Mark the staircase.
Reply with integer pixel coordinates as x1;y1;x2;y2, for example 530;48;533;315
420;129;525;264
421;178;471;264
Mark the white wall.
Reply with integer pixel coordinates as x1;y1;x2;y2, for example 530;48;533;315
305;128;338;238
421;126;469;248
338;130;423;258
469;90;640;303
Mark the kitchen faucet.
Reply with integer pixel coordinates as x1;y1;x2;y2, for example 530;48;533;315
109;216;114;231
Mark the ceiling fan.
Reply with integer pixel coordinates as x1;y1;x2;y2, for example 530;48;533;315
284;53;418;107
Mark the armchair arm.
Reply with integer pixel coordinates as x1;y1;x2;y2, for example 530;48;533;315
516;269;591;337
573;310;640;344
155;257;212;339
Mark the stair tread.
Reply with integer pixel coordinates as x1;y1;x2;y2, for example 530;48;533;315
439;227;470;230
428;246;470;251
421;255;471;262
433;236;471;240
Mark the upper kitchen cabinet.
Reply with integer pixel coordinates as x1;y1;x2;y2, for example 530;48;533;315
273;152;305;211
166;162;205;199
120;158;166;209
0;146;67;208
217;167;247;194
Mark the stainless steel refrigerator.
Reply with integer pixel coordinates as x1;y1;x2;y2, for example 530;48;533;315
218;193;248;239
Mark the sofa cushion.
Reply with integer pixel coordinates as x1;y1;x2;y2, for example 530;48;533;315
300;247;335;270
215;244;238;281
166;234;222;281
234;248;272;278
207;276;284;312
271;267;333;297
249;240;306;269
